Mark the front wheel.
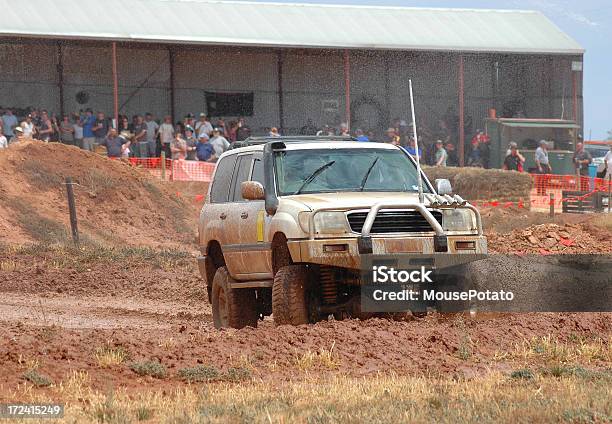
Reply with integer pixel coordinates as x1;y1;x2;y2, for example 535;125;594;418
272;265;310;326
211;267;258;329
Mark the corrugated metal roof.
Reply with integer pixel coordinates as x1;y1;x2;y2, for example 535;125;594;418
0;0;584;54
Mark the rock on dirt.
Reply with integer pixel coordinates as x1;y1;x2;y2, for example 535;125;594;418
488;223;612;254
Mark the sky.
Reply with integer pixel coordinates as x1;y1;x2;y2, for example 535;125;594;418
251;0;611;139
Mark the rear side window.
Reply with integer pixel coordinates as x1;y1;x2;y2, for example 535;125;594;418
251;157;264;186
231;154;253;202
210;155;237;203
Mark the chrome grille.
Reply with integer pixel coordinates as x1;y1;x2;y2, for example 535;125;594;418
347;210;442;234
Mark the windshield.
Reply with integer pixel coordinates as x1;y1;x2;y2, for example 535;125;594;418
274;148;431;196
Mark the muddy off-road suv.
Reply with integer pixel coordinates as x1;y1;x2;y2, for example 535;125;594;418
198;137;487;328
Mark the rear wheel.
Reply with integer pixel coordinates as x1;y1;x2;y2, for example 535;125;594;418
272;265;310;325
212;267;258;329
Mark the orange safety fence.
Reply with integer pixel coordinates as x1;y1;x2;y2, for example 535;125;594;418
123;160;612;208
530;173;612;195
127;158;215;182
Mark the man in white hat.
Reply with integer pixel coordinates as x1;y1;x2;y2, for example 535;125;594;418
9;126;25;144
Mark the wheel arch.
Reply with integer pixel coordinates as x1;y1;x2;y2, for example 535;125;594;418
271;232;294;275
205;240;225;301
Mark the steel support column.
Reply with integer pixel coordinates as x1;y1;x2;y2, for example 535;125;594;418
343;50;351;130
111;42;119;128
458;55;465;167
169;47;176;123
277;50;285;132
572;70;578;123
57;42;65;118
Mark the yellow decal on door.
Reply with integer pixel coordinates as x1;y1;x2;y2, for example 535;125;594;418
257;210;265;242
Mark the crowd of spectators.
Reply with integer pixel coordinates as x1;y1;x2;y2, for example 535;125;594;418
1;106;496;170
0;108;252;163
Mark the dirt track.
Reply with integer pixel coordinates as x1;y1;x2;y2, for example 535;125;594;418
1;238;610;394
0;142;610;400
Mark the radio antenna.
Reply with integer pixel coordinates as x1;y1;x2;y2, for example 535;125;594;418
409;79;424;203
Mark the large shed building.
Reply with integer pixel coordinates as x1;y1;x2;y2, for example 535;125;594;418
0;0;584;161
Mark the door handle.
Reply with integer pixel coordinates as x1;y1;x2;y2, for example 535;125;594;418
220;213;227;220
241;212;248;219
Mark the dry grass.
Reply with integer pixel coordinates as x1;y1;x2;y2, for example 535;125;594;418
6;372;611;423
591;213;612;231
94;344;130;368
0;259;18;271
294;342;341;371
504;335;611;364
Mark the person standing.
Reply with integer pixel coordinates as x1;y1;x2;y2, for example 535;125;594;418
21;114;35;138
603;144;612;182
92;111;109;150
59;115;75;145
81;109;96;151
354;129;369;142
158;115;174;159
235;117;251;141
338;122;350;137
132;115;148;158
9;126;25;144
403;138;422;159
434;140;448;167
209;128;230;161
72;114;84;148
144;113;159;157
573;142;592;177
118;115;130;133
184;126;198;160
503;142;525;172
170;131;187;160
195;113;213;140
99;128;130;158
196;135;214;162
535;140;552;174
0;127;7;149
37;110;54;142
573;142;593;191
1;108;18;140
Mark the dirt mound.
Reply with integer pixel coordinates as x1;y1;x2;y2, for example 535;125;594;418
0;141;197;248
488;222;612;254
424;166;532;203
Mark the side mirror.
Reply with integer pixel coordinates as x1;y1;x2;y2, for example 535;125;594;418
435;179;453;195
241;181;265;201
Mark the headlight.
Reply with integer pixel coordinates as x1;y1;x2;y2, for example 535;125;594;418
313;211;350;234
442;209;475;232
298;211;311;233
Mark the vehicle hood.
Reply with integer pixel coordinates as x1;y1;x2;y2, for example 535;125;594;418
282;192;426;211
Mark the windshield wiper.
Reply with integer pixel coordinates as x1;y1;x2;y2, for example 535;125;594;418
293;161;336;195
359;157;379;191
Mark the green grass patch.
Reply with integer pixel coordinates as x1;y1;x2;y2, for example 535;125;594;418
510;369;535;380
130;361;167;379
22;369;53;387
178;365;221;383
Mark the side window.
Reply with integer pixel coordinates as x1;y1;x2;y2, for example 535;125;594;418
251;157;264;186
231;154;253;202
210;155;237;203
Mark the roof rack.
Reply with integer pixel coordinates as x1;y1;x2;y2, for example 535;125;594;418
229;135;356;150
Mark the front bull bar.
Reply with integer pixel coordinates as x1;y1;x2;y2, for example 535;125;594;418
307;200;483;254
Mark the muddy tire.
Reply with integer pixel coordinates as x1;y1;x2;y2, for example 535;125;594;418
212;267;258;329
272;265;310;326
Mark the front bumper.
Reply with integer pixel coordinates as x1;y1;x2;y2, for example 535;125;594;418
287;234;487;269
